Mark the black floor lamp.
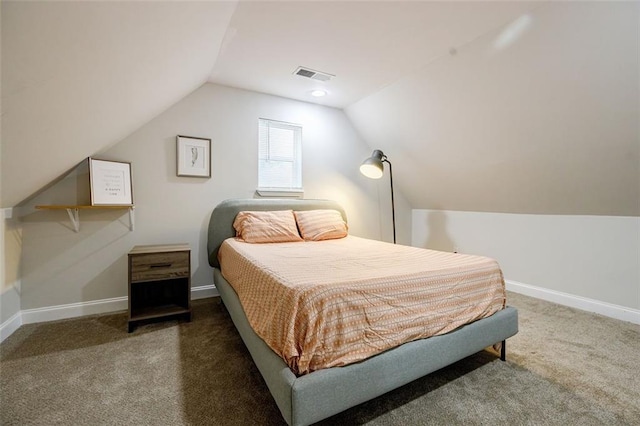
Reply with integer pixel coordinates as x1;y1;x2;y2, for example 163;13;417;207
360;149;396;244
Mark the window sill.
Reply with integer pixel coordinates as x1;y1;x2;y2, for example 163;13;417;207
255;189;304;199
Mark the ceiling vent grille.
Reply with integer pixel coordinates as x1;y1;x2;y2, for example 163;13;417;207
293;66;334;82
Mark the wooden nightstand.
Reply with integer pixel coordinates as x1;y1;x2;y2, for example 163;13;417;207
128;244;192;332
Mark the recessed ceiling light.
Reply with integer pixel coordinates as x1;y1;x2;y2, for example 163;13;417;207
310;90;327;97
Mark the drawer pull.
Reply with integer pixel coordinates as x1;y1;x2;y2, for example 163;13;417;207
149;263;172;268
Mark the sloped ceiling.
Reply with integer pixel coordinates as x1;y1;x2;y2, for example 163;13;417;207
209;0;536;108
2;1;638;216
345;2;639;216
1;1;238;207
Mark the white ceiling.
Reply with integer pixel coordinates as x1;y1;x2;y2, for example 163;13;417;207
2;0;537;207
1;1;237;207
2;1;637;216
210;1;537;108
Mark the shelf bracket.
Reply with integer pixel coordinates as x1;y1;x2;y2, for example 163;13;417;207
35;205;134;233
66;208;80;232
64;207;134;233
129;207;135;231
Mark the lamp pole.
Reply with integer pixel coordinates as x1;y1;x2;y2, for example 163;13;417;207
383;157;396;244
360;149;397;245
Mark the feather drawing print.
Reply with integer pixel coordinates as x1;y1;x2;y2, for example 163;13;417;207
191;147;198;167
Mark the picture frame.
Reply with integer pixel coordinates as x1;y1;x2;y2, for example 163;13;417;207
177;135;211;178
89;158;134;206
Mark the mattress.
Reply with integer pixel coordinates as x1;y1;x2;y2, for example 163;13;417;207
218;235;506;375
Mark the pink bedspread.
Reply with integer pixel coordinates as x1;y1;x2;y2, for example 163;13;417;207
219;236;505;375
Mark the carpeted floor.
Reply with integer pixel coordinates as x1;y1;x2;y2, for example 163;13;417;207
1;292;639;425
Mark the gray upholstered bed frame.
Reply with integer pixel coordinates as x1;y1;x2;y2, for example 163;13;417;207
208;198;519;426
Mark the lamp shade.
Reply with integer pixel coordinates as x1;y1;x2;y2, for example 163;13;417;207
360;150;385;179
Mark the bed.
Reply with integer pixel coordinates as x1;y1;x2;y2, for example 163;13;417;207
207;198;518;426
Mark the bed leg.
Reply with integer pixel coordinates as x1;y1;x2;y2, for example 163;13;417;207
500;340;506;361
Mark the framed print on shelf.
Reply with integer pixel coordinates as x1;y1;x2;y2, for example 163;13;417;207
89;158;134;206
177;135;211;178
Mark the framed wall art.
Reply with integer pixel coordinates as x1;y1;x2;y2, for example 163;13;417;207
177;135;211;178
89;158;134;206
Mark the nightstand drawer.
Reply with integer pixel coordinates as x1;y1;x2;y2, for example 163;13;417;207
130;251;189;282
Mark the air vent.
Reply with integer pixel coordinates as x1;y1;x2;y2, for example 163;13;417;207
293;66;334;82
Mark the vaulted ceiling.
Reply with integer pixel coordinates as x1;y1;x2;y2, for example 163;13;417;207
2;1;638;216
210;0;536;108
1;1;237;208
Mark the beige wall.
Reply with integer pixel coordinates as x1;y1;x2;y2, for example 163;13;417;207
412;209;640;311
17;84;411;310
1;211;22;324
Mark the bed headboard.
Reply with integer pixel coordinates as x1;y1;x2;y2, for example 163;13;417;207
207;198;347;268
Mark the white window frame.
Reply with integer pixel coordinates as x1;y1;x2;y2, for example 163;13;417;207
257;118;303;198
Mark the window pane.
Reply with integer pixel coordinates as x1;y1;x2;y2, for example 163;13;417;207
258;119;302;190
268;127;295;160
260;160;294;188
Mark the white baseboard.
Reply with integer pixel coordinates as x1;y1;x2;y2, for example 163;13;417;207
506;280;640;325
6;280;636;341
21;296;129;325
0;311;23;343
9;285;219;330
192;284;219;300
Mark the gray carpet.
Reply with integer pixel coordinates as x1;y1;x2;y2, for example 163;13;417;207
1;292;639;425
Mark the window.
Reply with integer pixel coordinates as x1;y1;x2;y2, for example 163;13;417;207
258;119;302;194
